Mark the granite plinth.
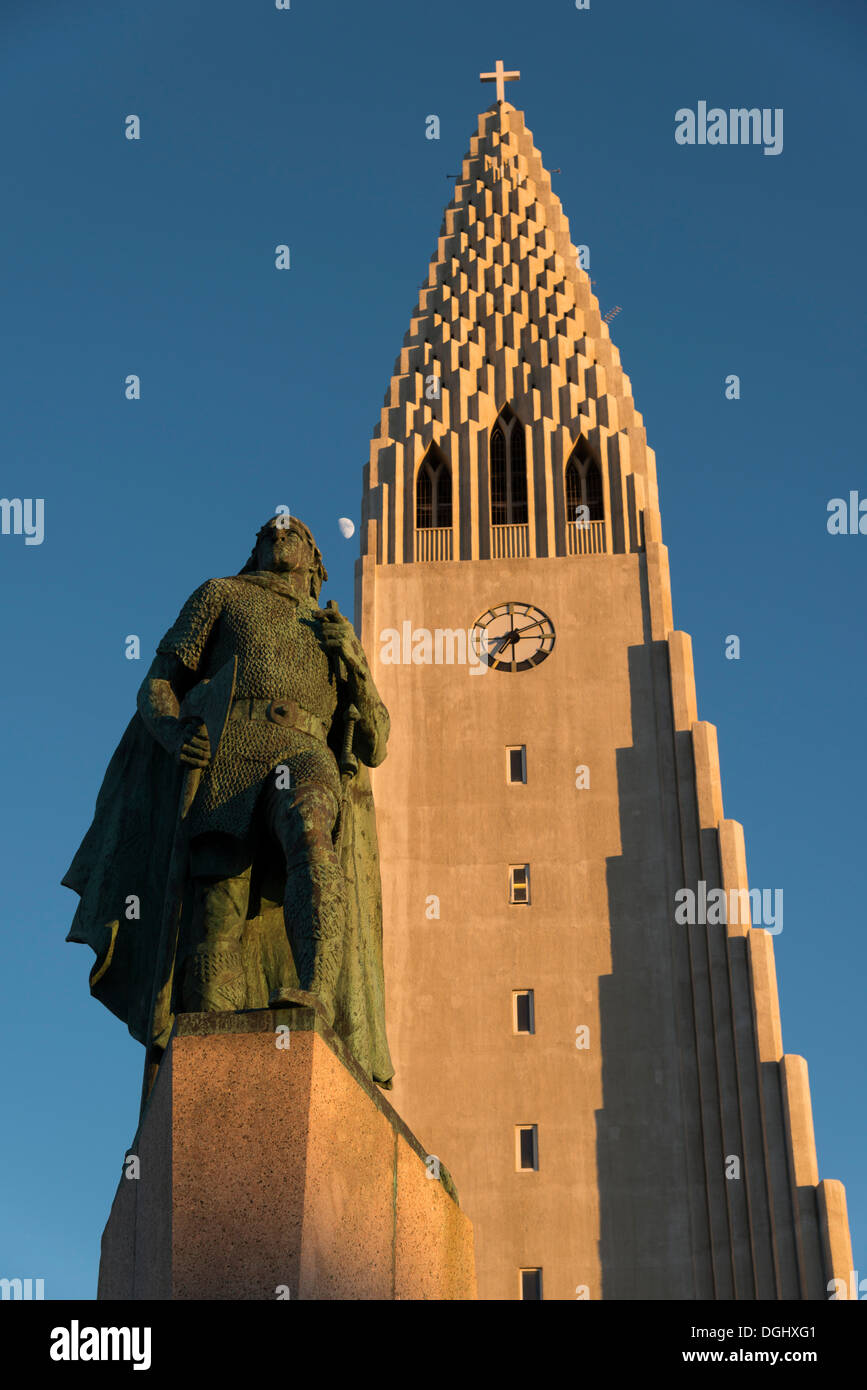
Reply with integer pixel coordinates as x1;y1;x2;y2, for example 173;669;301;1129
98;1006;477;1300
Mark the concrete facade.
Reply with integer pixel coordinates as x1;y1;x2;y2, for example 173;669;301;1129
355;99;853;1299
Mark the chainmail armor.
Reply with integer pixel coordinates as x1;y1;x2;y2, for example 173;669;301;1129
157;574;341;838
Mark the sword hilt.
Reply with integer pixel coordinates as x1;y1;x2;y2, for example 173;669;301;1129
340;704;360;778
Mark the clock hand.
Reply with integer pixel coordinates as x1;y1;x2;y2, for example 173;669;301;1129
478;619;545;663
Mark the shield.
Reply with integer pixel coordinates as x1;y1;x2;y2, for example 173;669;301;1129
176;657;238;817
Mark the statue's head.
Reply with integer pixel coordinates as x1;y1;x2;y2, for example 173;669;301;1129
239;515;328;600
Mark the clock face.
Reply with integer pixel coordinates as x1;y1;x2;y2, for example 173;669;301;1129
472;602;556;673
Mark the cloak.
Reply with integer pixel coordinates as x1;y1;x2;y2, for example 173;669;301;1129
62;711;395;1091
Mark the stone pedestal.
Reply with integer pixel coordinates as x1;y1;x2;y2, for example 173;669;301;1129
98;1007;477;1300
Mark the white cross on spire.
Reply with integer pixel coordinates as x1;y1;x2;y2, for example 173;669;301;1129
479;59;520;104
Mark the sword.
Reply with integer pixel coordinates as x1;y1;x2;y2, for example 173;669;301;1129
334;703;360;861
339;703;360;780
318;600;361;850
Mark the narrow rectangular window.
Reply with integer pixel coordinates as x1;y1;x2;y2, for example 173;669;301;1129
513;990;535;1034
520;1268;543;1301
516;1124;539;1171
506;745;526;784
509;864;530;905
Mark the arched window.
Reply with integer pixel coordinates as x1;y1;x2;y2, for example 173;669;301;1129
415;447;452;529
490;406;528;525
565;444;604;522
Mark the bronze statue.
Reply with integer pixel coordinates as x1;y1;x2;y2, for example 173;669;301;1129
63;516;394;1105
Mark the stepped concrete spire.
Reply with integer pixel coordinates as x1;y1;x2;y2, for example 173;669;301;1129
361;98;660;574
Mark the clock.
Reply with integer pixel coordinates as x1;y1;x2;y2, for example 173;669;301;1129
472;602;556;672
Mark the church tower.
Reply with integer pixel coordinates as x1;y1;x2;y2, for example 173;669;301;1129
354;70;854;1301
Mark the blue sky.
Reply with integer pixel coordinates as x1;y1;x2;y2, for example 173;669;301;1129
1;0;864;1297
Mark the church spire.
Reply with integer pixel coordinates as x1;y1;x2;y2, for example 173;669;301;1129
361;89;663;575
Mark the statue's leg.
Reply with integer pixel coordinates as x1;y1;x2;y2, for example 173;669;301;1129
182;873;250;1012
265;779;345;1026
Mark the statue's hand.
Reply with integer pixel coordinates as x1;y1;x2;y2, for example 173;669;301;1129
175;718;211;770
314;602;367;676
